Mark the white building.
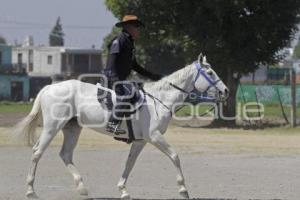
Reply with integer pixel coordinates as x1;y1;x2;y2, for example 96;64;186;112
240;65;268;83
292;59;300;83
12;45;103;98
293;59;300;73
12;46;103;78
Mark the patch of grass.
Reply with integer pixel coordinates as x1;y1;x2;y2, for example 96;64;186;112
175;104;213;117
0;100;299;127
262;103;291;117
0;102;32;113
176;103;300;119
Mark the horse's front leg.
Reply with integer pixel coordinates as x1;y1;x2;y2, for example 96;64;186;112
118;140;146;200
150;131;190;199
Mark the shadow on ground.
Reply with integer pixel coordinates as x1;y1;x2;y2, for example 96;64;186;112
180;121;286;130
83;198;272;200
85;198;283;200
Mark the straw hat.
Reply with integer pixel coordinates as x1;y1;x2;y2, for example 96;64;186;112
115;15;145;27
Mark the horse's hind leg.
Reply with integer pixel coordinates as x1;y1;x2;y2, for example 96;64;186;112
60;119;88;196
26;120;66;198
26;141;40;198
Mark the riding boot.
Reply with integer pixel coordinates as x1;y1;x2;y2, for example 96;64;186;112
106;113;126;135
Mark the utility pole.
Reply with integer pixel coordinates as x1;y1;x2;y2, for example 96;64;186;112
290;68;297;127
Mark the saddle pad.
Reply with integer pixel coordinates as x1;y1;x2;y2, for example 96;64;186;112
96;83;145;113
97;87;114;110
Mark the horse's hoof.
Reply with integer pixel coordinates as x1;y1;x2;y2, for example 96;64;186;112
77;185;88;196
179;187;190;199
26;190;38;199
121;192;131;200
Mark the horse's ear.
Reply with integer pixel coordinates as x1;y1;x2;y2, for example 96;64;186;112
198;53;203;63
203;56;207;64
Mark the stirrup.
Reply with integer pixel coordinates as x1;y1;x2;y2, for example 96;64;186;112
106;122;126;135
113;137;132;144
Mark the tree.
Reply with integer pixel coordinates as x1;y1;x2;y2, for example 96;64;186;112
103;1;187;74
105;0;300;126
293;41;300;59
102;27;120;64
0;35;6;44
49;17;65;46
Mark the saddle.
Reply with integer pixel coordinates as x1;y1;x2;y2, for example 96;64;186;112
96;83;145;144
96;83;145;113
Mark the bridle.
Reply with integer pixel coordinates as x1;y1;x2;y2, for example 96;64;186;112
169;61;222;102
144;61;224;116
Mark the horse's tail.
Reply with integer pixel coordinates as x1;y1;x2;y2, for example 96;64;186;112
13;86;47;146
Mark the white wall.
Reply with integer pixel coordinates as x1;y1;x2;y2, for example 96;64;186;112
293;60;300;74
13;46;63;77
240;65;268;83
12;46;102;77
12;47;30;67
31;47;62;76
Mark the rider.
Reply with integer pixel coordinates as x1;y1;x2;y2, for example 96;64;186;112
105;15;162;134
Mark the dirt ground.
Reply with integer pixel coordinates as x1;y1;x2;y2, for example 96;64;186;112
0;113;27;127
1;120;300;200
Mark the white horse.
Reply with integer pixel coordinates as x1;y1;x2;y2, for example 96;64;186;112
14;55;228;199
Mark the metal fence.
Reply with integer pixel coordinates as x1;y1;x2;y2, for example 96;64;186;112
0;64;27;74
237;83;299;125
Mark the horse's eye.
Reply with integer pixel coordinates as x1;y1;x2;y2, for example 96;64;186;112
207;70;213;76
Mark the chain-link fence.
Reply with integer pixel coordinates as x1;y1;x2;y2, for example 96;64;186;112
237;83;300;126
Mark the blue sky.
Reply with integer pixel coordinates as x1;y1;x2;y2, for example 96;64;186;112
0;0;117;48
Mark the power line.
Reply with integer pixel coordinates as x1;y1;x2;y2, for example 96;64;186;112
0;19;112;29
0;19;47;26
0;26;50;30
0;26;111;30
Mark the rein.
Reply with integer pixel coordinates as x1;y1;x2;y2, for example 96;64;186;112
174;104;215;117
168;61;222;102
142;88;173;117
143;61;221;116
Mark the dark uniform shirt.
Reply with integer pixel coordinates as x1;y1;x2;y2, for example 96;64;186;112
106;30;161;81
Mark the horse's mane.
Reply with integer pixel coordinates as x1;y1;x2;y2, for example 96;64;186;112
144;64;194;91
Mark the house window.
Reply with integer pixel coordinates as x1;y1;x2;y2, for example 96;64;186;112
18;53;23;64
47;55;53;65
28;50;33;72
28;63;33;72
0;51;2;65
28;50;33;63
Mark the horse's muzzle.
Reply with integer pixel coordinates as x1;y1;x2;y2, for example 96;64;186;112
217;88;229;102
